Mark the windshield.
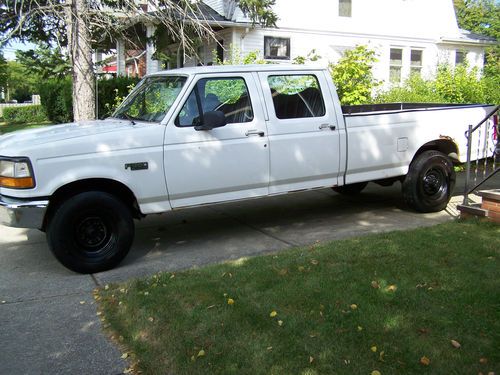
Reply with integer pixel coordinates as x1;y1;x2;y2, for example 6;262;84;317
112;76;187;122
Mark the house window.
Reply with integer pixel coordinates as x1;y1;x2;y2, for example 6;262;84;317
389;48;403;84
264;37;290;60
267;75;326;119
410;50;423;76
339;0;352;17
456;51;467;65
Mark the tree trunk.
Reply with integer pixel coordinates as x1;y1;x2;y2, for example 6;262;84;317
65;0;95;121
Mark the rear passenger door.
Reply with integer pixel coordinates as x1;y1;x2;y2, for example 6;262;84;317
164;74;270;208
258;71;341;194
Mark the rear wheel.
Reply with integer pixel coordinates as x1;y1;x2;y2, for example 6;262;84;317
47;191;134;273
402;150;455;212
332;181;368;195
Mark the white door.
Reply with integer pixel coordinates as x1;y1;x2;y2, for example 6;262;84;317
258;70;341;194
164;73;269;208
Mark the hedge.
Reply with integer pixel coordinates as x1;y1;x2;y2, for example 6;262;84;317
2;105;48;124
38;76;141;123
39;78;73;123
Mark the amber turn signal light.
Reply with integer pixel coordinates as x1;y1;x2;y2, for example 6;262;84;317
0;176;35;189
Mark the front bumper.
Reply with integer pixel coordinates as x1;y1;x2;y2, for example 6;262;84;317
0;195;49;229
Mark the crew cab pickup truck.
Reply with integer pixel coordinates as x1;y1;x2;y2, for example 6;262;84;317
0;65;496;273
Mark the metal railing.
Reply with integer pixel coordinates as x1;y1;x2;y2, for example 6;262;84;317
462;105;500;205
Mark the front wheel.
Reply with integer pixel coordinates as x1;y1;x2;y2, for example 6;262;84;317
47;191;135;274
402;150;456;213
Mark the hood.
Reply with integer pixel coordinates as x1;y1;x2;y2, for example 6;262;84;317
0;119;135;152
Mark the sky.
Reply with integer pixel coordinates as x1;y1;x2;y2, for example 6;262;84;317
2;40;37;60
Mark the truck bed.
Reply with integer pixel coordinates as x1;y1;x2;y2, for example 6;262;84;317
342;102;489;115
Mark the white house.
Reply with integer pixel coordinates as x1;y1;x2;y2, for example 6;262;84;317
110;0;496;85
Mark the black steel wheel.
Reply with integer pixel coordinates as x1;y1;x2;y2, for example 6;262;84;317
402;150;456;212
47;191;134;273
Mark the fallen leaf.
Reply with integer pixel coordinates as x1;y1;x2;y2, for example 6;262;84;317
144;292;149;296
451;339;461;348
267;346;273;351
170;274;175;279
197;349;205;357
371;371;381;375
96;311;102;316
123;367;133;374
278;320;283;326
420;356;431;366
79;301;86;305
207;305;216;309
357;326;363;331
309;356;314;363
371;281;380;289
270;310;278;318
350;304;358;310
310;259;319;265
379;351;385;362
371;345;377;353
121;353;129;359
104;285;109;290
479;358;488;364
227;298;235;305
298;266;305;272
386;285;397;292
148;317;154;322
190;355;195;362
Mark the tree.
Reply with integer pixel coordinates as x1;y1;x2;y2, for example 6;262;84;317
16;45;70;80
453;0;499;79
453;0;499;40
0;51;7;100
329;45;380;105
1;0;277;121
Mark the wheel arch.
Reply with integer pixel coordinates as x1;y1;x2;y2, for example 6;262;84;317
43;178;142;231
412;138;460;164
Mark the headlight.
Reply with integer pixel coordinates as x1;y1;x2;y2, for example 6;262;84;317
0;157;35;189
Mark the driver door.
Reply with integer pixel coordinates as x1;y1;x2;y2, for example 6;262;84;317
163;73;270;208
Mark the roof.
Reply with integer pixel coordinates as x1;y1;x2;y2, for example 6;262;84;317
440;28;497;46
149;64;328;76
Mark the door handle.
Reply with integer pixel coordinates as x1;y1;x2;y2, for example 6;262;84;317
319;123;336;131
245;129;265;137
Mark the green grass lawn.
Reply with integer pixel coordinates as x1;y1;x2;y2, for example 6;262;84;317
98;220;500;375
0;121;52;135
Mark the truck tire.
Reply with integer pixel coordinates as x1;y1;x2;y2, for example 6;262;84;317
47;191;134;274
402;150;455;213
332;182;368;195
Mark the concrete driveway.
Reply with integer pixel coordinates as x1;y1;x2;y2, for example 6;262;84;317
0;175;495;374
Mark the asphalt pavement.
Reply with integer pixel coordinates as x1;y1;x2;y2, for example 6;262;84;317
1;173;498;374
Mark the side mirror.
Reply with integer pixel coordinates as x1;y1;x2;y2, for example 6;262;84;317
194;110;227;131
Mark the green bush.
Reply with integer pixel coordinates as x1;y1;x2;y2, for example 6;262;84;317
97;76;140;119
375;63;498;105
2;105;48;124
39;78;73;123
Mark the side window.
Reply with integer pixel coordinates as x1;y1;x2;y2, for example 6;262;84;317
176;77;254;127
268;75;326;119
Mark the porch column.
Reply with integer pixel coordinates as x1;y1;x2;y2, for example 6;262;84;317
146;24;160;74
116;39;126;76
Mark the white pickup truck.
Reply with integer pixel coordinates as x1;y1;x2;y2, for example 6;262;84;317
0;65;496;273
